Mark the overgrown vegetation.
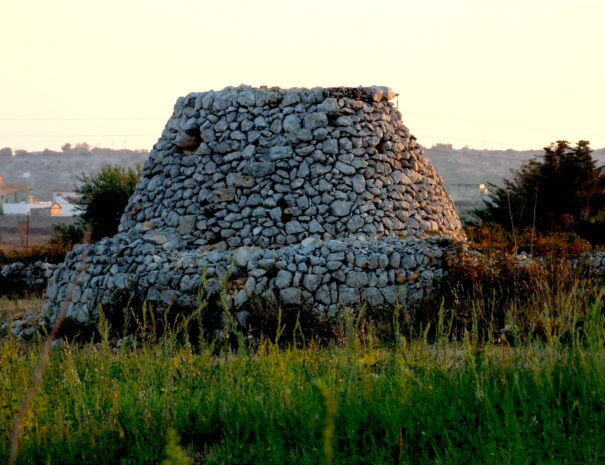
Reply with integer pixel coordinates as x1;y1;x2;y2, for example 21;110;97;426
0;245;68;267
47;164;142;248
1;229;604;464
415;225;604;344
0;297;42;327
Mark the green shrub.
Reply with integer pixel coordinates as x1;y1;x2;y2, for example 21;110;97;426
76;164;141;242
49;222;87;249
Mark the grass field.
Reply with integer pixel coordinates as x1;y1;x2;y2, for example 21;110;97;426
0;297;42;324
1;293;605;465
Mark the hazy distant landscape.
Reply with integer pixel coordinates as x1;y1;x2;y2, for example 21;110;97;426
428;143;605;184
2;142;603;201
0;145;148;200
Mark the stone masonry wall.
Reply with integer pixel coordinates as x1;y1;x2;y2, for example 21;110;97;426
41;85;466;331
0;261;57;295
120;85;464;245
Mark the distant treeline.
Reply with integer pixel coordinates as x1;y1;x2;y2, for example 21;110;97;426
0;143;148;158
1;142;602;191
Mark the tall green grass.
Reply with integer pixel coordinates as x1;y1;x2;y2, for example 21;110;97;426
2;297;605;465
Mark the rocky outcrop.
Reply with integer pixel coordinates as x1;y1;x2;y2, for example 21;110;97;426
41;85;465;332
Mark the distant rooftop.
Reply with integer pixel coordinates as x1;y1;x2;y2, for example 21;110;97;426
0;175;32;195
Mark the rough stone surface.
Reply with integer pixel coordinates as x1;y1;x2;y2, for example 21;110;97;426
0;261;57;295
40;85;473;331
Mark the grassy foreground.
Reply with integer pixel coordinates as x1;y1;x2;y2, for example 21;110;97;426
2;307;605;465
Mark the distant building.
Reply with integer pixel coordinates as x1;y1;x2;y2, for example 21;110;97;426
431;143;455;153
2;203;29;215
50;202;78;217
51;190;80;216
52;190;79;204
447;183;490;203
445;183;491;216
2;201;53;215
50;203;63;216
31;206;52;217
0;175;32;203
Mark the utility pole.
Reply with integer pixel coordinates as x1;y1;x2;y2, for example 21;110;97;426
24;211;30;252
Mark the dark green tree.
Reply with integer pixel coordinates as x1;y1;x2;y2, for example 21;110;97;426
476;140;605;240
50;222;87;248
76;164;141;242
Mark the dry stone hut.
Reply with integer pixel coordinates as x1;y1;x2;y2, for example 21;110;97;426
42;85;465;331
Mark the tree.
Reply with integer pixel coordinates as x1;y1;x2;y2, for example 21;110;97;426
76;164;141;242
50;222;87;248
476;140;605;240
74;142;92;154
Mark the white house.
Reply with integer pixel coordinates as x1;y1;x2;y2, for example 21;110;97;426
52;190;80;204
2;202;53;215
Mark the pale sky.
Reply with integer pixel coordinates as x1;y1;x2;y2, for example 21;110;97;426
1;0;604;152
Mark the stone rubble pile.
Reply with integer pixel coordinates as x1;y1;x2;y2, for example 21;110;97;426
0;261;57;295
589;252;605;275
41;85;467;331
1;309;43;340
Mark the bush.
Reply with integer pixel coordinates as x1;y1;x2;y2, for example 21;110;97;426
50;222;87;249
417;224;603;344
476;140;605;243
76;164;141;242
465;223;596;260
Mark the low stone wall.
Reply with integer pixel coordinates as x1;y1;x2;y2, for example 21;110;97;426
0;261;57;296
5;248;604;341
43;234;451;328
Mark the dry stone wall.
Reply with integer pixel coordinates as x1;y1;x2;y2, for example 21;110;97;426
121;85;463;245
41;85;466;331
0;261;57;295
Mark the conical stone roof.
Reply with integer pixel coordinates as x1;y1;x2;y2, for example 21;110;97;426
42;86;465;331
119;85;463;245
